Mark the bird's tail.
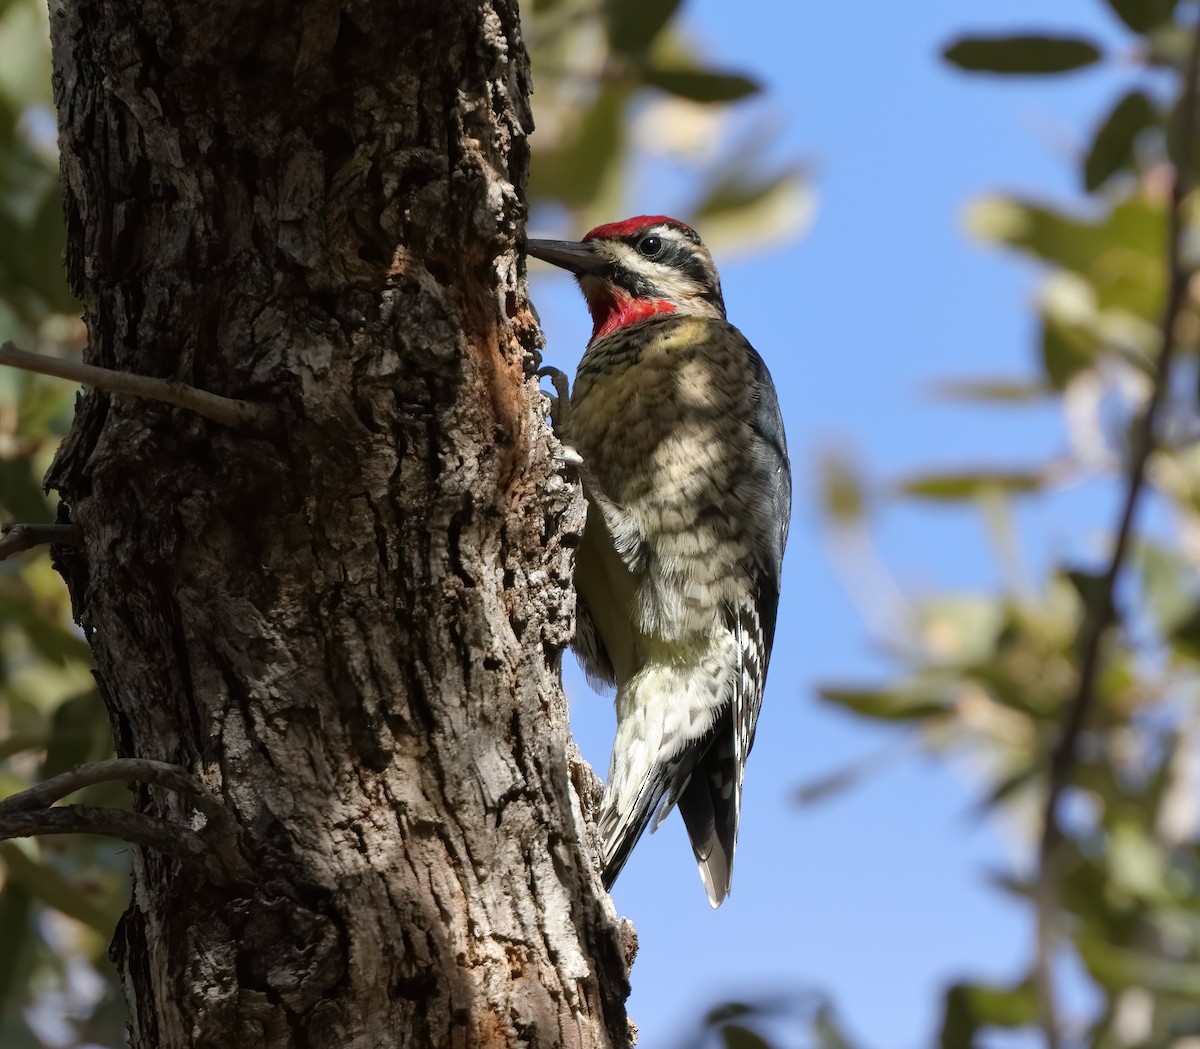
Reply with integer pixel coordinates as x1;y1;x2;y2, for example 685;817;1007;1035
676;718;738;907
597;657;732;894
598;729;737;907
599;763;670;889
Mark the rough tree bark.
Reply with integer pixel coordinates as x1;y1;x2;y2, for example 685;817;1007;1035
43;0;632;1045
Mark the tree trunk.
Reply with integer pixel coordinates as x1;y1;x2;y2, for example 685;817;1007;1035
44;1;632;1045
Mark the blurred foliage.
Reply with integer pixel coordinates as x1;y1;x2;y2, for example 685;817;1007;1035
0;0;128;1044
807;2;1200;1046
670;995;860;1049
19;0;1200;1046
525;0;809;249
0;0;805;1045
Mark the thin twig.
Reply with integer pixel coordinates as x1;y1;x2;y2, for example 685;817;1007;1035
0;523;82;561
0;758;252;882
1032;21;1200;1049
0;342;280;432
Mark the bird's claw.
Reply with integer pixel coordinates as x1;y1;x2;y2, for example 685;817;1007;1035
538;365;571;431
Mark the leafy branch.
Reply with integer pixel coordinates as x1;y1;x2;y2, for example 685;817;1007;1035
1033;16;1200;1049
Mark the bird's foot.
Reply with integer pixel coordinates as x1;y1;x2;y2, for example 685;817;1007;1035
537;365;571;431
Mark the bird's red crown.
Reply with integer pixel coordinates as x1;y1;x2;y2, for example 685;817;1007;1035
583;215;695;241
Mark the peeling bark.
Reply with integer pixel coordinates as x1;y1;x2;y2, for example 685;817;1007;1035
44;1;632;1045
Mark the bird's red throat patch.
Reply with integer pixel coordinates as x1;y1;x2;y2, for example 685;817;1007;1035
583;283;677;343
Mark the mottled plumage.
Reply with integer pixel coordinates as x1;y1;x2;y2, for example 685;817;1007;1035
528;217;790;906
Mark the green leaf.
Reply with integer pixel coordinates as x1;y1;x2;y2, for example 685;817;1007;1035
24;186;77;315
1077;936;1200;995
705;1003;757;1025
693;169;795;220
641;67;760;103
688;165;812;252
793;746;903;807
1169;603;1200;661
14;375;76;438
1107;820;1168;902
939;981;1038;1049
0;881;30;1016
897;469;1045;501
982;762;1041;808
819;686;948;721
930;378;1052;403
1066;568;1110;617
1041;314;1099;388
606;0;682;56
1138;542;1195;635
1084;89;1157;191
942;35;1102;76
0;843;113;933
813;1005;861;1049
42;692;110;779
0;458;52;522
527;88;627;208
1105;0;1179;34
0;734;45;761
22;616;92;668
817;451;867;526
967;196;1165;319
721;1026;775;1049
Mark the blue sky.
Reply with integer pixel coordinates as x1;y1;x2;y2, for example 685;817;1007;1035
527;1;1138;1046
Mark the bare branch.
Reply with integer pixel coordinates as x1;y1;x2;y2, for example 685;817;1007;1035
0;805;207;861
0;341;280;432
0;523;82;561
1033;21;1200;1049
1;758;223;822
0;759;253;883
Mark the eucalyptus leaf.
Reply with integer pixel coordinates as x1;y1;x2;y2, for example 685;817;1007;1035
813;1005;861;1049
1078;936;1200;995
1169;603;1200;661
606;0;682;56
1105;0;1179;34
967;195;1165;319
1041;314;1099;389
1065;568;1110;617
0;882;30;1017
705;1002;757;1025
943;35;1102;75
0;458;52;521
939;981;1038;1049
1084;89;1157;192
527;88;627;208
0;843;113;933
720;1025;775;1049
929;378;1052;403
42;691;110;778
641;67;760;103
897;469;1045;501
819;686;948;721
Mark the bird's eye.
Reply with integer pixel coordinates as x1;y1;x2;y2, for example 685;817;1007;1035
637;235;663;258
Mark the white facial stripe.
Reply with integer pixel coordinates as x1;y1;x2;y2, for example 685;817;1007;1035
600;233;711;302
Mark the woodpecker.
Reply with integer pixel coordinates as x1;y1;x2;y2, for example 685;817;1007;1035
528;216;791;907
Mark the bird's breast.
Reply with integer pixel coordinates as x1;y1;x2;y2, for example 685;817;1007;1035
568;316;757;639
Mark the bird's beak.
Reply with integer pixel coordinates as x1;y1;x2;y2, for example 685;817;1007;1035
526;238;609;277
